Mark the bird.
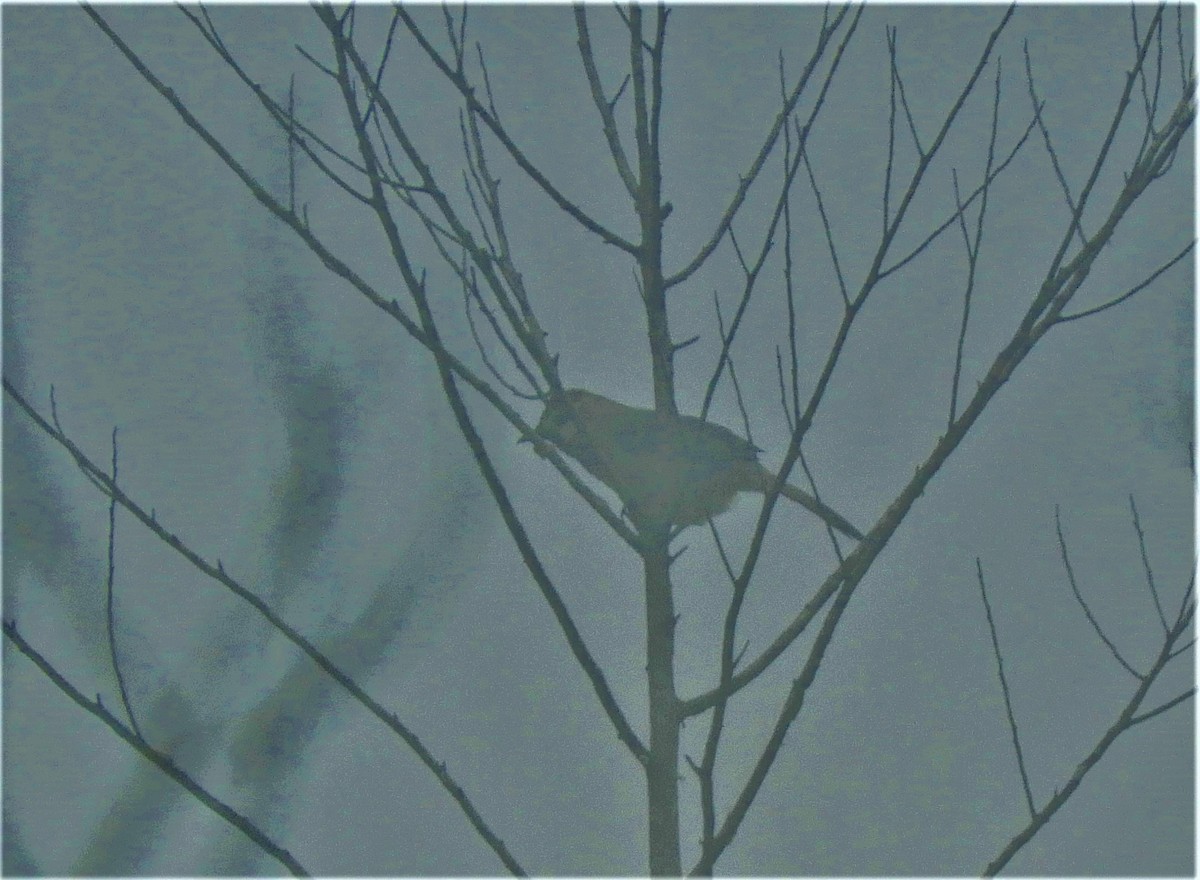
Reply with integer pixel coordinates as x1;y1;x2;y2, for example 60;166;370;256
531;388;864;540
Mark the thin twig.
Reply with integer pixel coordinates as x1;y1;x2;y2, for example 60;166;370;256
949;60;1002;426
975;558;1036;818
5;621;309;877
1024;41;1087;247
665;4;858;288
575;6;639;197
802;145;849;307
879;108;1039;281
1055;506;1143;679
700;12;862;421
98;3;629;550
104;427;143;741
887;26;924;157
394;6;639;256
6;375;530;876
318;7;649;768
984;576;1195;876
1128;494;1169;631
1055;241;1194;324
1128;687;1196;726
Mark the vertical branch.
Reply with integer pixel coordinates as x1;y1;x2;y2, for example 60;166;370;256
287;74;297;214
1129;495;1169;632
104;426;143;741
780;63;802;424
949;60;1002;426
627;9;682;871
643;528;681;877
629;6;674;414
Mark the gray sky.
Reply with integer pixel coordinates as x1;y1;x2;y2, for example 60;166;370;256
3;3;1194;876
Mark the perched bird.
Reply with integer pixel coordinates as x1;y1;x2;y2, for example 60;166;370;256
532;388;864;540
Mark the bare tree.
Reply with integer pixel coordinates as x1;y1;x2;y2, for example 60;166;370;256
3;4;1193;875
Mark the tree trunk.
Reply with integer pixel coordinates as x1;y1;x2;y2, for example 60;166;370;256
643;531;681;875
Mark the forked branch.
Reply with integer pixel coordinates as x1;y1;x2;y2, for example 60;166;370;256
981;504;1195;876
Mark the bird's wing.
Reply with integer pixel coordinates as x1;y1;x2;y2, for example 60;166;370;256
676;415;761;462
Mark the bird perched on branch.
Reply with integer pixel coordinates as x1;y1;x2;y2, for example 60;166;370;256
532;388;864;540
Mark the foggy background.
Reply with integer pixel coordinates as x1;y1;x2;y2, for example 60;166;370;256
3;4;1194;875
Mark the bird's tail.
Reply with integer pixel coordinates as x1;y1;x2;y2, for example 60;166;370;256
747;467;865;541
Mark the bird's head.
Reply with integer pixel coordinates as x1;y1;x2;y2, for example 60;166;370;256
532;389;594;448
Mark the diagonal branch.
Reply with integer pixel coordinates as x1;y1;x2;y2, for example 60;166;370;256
85;2;640;550
1055;507;1143;679
975;558;1036;818
4;622;310;878
705;4;1019;693
698;10;860;421
575;6;639;197
394;6;639;256
682;67;1189;714
983;575;1195;876
1128;494;1170;632
1055;241;1194;325
664;3;859;289
1024;41;1088;247
318;5;649;767
3;377;528;876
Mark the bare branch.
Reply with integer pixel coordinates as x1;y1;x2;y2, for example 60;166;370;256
441;3;466;74
1024;41;1087;247
947;61;1001;425
103;426;143;741
797;447;849;559
684;49;1181;712
1130;3;1166;166
649;5;668;165
1055;506;1143;680
879;108;1039;281
699;16;862;421
1176;3;1193;92
181;9;378;208
317;9;650;767
474;42;501;122
704;7;1020;657
984;573;1195;876
85;3;567;467
360;7;402;128
3;377;529;876
1025;6;1176;326
947;171;975;426
975;559;1036;818
294;41;337;80
665;4;860;288
287;74;297;212
1128;494;1170;631
1128;687;1196;727
1167;637;1195;663
1055;241;1194;324
887;26;924;157
883;25;897;230
871;4;1016;293
463;267;541;398
4;622;310;878
695;575;856;873
802;145;849;307
394;6;639;256
575;6;639;196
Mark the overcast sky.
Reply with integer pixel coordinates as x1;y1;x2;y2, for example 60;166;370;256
3;3;1194;876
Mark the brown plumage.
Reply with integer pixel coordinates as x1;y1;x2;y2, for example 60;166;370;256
533;388;864;540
